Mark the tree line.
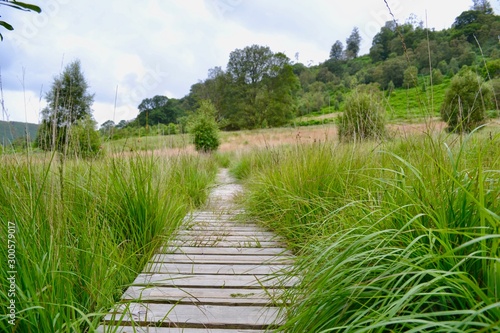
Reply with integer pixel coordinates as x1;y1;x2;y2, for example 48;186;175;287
105;1;498;135
29;0;500;155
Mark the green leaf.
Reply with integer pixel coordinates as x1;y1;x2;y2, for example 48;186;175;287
12;1;42;13
0;20;14;31
0;1;42;13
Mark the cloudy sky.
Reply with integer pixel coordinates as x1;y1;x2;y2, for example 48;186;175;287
0;0;497;127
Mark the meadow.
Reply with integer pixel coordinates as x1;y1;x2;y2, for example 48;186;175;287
1;109;499;332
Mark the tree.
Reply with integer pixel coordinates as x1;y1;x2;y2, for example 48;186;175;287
136;95;182;127
345;27;362;59
0;0;41;41
225;45;299;129
116;120;128;129
370;21;397;62
36;60;96;153
189;100;220;153
440;70;493;133
100;120;115;137
330;40;344;60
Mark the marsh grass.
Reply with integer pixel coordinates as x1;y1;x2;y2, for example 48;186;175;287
0;151;217;332
235;125;500;332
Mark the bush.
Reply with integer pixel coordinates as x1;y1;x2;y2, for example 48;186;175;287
440;70;494;133
431;68;444;85
67;116;102;158
338;89;386;142
189;100;220;153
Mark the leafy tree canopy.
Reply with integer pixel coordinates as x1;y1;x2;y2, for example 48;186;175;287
136;95;183;126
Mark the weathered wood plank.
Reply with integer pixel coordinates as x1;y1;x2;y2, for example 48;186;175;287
96;326;265;333
176;230;277;237
103;303;282;329
122;286;284;305
150;254;294;265
160;246;292;256
169;240;284;248
143;263;292;275
174;235;282;243
182;225;261;231
132;273;297;288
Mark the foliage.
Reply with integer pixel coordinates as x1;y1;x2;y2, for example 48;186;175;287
0;152;217;332
107;8;499;138
36;60;97;155
403;65;419;88
431;68;444;85
136;95;184;127
387;78;450;119
440;70;493;133
329;40;344;60
338;88;386;141
66;115;102;158
345;27;361;59
189;100;220;153
0;0;41;41
222;45;299;129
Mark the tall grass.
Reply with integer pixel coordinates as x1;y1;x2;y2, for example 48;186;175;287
0;151;217;332
234;126;500;332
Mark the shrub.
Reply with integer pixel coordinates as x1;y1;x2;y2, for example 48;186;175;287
431;68;444;85
189;100;220;153
403;65;419;88
440;70;493;133
338;89;386;142
67;115;102;158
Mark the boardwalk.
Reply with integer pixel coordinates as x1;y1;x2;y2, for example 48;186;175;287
97;169;295;332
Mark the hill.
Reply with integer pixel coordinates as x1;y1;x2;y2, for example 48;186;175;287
0;120;39;145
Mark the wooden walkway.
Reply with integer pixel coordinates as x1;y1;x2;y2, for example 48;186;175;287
97;169;296;332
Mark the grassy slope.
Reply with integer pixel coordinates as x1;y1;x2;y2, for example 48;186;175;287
386;79;451;120
0;121;39;144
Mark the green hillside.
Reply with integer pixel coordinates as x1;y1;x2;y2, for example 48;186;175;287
0;120;39;145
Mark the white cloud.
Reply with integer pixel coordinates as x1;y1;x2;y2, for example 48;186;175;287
0;0;478;127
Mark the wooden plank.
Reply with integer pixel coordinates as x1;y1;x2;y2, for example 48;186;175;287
150;254;294;265
96;326;265;333
132;273;297;288
103;303;282;329
177;230;276;237
174;235;282;242
143;263;291;275
169;240;284;248
160;246;292;256
122;286;284;305
179;226;268;232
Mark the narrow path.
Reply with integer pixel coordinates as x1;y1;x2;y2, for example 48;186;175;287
97;169;295;332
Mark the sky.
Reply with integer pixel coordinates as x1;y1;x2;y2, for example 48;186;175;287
0;0;497;127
